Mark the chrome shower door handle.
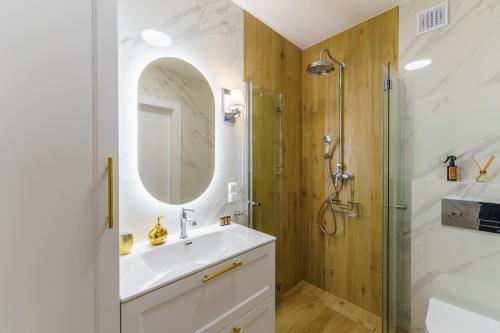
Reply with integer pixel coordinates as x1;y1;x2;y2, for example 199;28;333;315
384;203;408;210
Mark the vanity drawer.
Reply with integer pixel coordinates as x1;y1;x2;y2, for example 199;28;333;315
121;242;275;333
221;296;275;333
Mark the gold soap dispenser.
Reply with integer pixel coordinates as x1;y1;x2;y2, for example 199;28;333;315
148;216;168;246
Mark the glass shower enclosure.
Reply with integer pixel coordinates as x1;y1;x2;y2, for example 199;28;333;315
382;63;411;333
245;82;284;296
245;66;412;329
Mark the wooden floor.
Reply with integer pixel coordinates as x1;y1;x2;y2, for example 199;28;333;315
276;281;382;333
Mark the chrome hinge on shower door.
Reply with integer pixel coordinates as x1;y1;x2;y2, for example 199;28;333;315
384;79;392;91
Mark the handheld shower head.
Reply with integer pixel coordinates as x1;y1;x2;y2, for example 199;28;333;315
323;135;333;159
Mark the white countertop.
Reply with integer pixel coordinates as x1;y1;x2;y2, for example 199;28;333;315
120;223;275;302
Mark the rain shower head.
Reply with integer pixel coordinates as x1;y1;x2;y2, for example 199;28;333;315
306;48;345;76
307;60;334;76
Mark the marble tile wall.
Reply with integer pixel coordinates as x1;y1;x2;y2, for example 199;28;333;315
411;180;500;331
118;0;245;242
399;0;500;331
400;0;500;182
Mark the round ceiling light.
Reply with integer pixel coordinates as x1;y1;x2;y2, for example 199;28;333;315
140;29;172;48
404;59;432;71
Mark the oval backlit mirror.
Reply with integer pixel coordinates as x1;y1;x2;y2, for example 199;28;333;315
137;57;215;204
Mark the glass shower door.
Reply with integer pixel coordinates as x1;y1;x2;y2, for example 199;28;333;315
247;82;283;295
383;64;410;333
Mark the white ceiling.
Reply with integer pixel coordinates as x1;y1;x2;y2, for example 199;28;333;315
233;0;402;49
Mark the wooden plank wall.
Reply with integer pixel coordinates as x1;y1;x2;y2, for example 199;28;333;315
301;8;399;316
244;8;398;315
244;13;303;296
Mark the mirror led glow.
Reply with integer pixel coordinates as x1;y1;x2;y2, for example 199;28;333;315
404;59;432;71
141;29;172;48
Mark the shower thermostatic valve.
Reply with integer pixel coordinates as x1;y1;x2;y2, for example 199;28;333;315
332;172;353;180
332;163;353;180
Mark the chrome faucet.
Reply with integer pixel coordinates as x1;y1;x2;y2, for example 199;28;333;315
179;208;197;239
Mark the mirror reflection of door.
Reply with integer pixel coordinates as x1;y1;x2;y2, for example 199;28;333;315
138;96;181;203
137;57;215;204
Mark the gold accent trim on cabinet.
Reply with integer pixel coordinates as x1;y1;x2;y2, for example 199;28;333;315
202;262;243;283
107;157;114;229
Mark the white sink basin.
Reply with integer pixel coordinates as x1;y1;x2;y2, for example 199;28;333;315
120;223;275;302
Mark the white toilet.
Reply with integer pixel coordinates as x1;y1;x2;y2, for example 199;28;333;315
426;298;500;333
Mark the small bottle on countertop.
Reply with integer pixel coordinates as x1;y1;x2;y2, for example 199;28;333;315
444;155;458;181
219;215;231;226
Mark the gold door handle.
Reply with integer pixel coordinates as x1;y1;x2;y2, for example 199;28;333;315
232;327;243;333
202;262;243;283
107;157;114;229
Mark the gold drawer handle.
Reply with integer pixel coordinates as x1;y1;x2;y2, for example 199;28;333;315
202;262;243;283
107;157;114;229
232;327;243;333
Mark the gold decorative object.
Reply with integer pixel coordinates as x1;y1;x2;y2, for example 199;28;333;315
148;216;168;246
472;155;496;182
202;262;243;283
119;231;133;256
219;215;231;226
232;327;242;333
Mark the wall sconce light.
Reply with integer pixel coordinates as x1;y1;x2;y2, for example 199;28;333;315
223;88;245;122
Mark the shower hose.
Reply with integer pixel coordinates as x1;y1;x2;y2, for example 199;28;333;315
317;158;343;236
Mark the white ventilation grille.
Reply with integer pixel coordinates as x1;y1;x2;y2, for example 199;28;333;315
417;1;448;35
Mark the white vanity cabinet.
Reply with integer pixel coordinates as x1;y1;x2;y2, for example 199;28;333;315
121;242;275;333
220;296;275;333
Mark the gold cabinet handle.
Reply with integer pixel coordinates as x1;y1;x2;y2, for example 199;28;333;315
202;262;243;283
107;157;114;229
232;327;243;333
